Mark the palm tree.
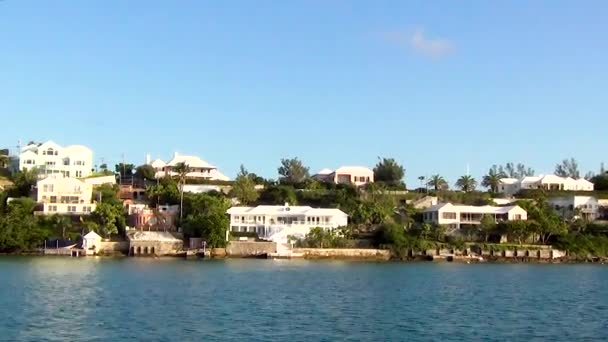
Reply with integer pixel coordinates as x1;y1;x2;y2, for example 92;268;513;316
172;162;190;225
456;175;477;192
427;174;448;191
482;165;506;193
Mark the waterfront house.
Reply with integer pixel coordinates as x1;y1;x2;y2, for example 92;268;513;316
17;140;93;179
498;174;594;196
313;166;374;186
422;203;528;231
548;196;599;221
82;231;102;255
146;153;229;181
127;231;183;256
36;175;96;215
227;203;348;244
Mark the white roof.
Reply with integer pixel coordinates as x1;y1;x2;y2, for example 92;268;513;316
539;174;566;184
499;178;519;185
167;154;215;169
83;231;102;239
520;176;541;184
334;166;374;175
150;159;166;168
575;178;593;186
423;202;524;214
315;168;334;175
227;205;347;217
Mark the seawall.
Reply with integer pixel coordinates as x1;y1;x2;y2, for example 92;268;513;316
293;248;391;260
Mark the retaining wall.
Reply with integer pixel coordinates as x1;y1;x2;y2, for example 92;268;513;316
293;248;391;260
98;241;129;255
226;241;276;257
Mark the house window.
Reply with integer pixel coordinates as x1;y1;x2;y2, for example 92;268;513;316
67;206;77;212
63;159;70;166
513;214;522;220
43;184;54;192
442;212;456;220
75;171;83;177
48;205;57;212
84;206;92;213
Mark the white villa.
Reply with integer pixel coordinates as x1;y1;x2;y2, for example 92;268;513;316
549;196;599;221
422;203;528;230
499;174;594;196
36;175;96;215
313;166;374;186
227;204;348;244
17;140;93;178
147;153;229;181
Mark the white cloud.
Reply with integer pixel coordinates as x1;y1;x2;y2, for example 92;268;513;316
382;28;454;58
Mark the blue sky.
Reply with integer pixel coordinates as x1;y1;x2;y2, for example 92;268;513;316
1;0;606;186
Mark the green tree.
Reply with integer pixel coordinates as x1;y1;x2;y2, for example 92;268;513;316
501;162;535;178
258;185;297;205
230;165;259;205
9;168;39;197
555;158;580;178
455;175;477;192
373;157;405;188
115;163;135;177
479;214;496;242
427;174;448;191
146;177;180;206
431;223;447;242
135;164;156;181
482;165;506;193
0;198;50;252
90;202;122;238
278;157;310;185
590;173;608;191
499;220;531;245
182;193;231;248
172;162;191;224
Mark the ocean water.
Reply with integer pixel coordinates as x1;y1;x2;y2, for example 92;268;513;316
0;257;606;341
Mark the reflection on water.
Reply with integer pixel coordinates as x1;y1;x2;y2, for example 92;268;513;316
0;257;607;341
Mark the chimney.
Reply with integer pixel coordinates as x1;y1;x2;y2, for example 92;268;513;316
145;154;151;165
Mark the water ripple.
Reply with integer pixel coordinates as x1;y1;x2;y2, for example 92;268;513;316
0;258;606;341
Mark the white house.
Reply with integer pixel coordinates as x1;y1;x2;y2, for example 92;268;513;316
313;166;374;186
548;196;599;221
82;231;102;255
36;175;96;215
422;203;528;230
17;140;93;179
499;174;594;196
226;204;348;244
146;153;229;181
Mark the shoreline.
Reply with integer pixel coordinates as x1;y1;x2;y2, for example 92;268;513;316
1;252;607;264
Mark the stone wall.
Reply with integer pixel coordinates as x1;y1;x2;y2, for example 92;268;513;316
226;241;276;257
293;248;391;260
98;241;129;255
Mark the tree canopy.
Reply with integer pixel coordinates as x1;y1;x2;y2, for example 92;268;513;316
230;165;259;205
555;158;580;178
182;192;231;248
427;174;448;191
482;165;506;193
373;157;405;188
115;163;135;177
455;175;477;192
278;157;310;185
135;164;156;181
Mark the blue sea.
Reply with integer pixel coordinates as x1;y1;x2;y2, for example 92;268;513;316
0;257;606;341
